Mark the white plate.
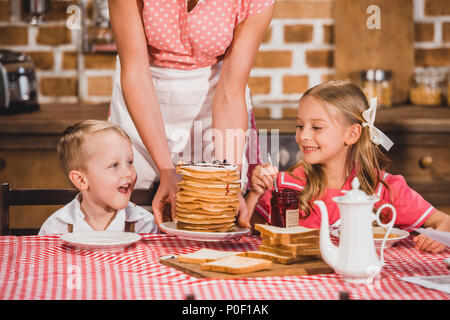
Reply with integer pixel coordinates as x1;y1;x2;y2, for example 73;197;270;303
331;226;409;249
60;231;141;251
159;221;250;242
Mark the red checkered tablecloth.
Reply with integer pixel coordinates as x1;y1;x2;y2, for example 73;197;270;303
0;234;448;300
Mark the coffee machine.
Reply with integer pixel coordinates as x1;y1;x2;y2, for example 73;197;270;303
0;50;39;114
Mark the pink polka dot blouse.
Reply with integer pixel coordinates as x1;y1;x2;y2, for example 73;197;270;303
142;0;275;70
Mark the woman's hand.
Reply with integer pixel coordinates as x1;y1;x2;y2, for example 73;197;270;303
236;193;251;229
413;229;446;253
416;210;450;253
152;169;178;228
250;164;278;196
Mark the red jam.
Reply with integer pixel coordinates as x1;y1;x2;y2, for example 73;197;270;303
270;188;299;228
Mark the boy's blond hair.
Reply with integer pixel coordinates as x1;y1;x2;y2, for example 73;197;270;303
57;120;131;176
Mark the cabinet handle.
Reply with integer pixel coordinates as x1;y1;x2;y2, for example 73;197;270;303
0;158;5;170
419;156;433;169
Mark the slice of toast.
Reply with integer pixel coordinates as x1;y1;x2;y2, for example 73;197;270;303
261;239;319;251
259;245;321;258
266;235;320;246
239;251;315;265
177;248;241;264
200;255;272;274
255;224;319;242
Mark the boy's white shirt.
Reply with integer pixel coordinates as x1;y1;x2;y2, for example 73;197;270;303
38;194;159;235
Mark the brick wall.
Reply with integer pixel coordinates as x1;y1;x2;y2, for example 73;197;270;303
0;0;449;118
414;0;450;68
250;0;334;118
0;0;116;104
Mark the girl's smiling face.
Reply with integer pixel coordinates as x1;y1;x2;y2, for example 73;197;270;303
295;96;350;166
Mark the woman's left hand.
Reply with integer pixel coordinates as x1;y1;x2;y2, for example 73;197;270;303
415;211;450;253
236;193;251;229
413;228;447;253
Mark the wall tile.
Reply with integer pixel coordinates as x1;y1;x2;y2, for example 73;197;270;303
40;77;78;96
415;48;450;66
282;75;309;94
424;0;450;16
36;26;71;46
253;51;292;68
305;50;334;68
248;77;271;94
274;0;333;19
84;53;116;69
415;23;434;42
87;76;113;96
27;51;54;70
0;27;28;45
284;25;313;43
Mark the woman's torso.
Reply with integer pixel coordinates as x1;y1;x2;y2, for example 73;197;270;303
141;0;275;70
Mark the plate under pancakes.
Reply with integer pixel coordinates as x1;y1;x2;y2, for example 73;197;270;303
176;162;240;232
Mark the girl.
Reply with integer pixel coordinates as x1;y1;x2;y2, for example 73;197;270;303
246;80;450;253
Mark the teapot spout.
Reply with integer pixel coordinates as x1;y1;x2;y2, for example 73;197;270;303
314;200;340;269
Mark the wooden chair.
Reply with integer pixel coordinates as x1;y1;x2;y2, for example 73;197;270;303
0;182;158;236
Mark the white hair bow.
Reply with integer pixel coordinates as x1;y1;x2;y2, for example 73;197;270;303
361;97;394;151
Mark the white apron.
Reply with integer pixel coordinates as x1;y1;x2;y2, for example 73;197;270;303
108;56;254;191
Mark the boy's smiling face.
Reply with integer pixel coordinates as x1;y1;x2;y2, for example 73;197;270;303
79;130;137;213
295;96;350;166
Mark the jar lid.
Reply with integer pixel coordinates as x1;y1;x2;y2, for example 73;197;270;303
375;70;392;81
360;69;392;81
333;177;378;203
415;68;446;84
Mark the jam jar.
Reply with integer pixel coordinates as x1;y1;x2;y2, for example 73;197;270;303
410;69;446;106
270;188;299;228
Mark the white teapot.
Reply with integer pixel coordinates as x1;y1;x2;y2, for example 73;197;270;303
315;177;396;284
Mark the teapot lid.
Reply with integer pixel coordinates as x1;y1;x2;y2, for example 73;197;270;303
334;177;378;203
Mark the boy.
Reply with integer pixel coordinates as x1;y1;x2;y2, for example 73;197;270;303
39;120;158;235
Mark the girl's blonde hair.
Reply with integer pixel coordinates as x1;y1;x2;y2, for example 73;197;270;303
288;80;391;218
57;120;131;176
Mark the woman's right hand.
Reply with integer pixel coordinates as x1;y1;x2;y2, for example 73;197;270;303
152;168;179;228
250;163;279;196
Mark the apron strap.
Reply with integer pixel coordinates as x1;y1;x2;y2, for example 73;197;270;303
67;222;136;233
124;221;136;233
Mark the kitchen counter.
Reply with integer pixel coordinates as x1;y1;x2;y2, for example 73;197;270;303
0;103;109;150
1;103;449;136
1;102;449;152
0;103;110;134
256;104;450;134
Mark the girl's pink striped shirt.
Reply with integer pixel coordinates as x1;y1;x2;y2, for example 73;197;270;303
255;165;436;231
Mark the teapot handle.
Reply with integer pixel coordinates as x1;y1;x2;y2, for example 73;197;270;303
374;203;397;265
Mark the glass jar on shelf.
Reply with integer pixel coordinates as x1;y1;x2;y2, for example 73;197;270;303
409;69;446;106
88;0;115;52
360;69;393;108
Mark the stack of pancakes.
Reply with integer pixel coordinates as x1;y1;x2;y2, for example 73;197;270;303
175;162;241;232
